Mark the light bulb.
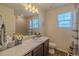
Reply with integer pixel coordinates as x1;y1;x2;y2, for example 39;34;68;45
28;4;32;8
24;4;29;10
32;6;35;10
25;7;28;10
35;8;38;13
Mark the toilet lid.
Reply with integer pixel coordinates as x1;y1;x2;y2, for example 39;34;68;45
49;42;56;48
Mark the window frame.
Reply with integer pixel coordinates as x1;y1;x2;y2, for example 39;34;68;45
33;19;39;29
29;18;39;29
57;11;73;29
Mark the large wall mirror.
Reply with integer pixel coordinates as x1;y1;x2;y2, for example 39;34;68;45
4;3;40;35
16;14;39;35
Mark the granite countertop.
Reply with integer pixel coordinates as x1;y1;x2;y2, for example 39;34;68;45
0;36;48;56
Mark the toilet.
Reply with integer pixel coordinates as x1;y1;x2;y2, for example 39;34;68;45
49;42;56;55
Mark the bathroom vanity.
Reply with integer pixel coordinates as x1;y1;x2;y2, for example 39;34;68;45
0;36;49;56
25;40;49;56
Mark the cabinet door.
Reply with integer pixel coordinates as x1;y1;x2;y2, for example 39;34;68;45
43;40;49;56
33;44;43;56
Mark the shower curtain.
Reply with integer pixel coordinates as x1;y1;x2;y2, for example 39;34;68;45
73;4;79;55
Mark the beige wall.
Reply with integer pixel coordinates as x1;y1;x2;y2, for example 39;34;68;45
0;5;16;36
45;4;75;52
38;9;46;35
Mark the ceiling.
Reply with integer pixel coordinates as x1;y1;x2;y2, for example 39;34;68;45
1;3;34;16
34;3;67;11
0;3;68;16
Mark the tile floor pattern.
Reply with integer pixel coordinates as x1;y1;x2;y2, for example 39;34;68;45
49;49;68;56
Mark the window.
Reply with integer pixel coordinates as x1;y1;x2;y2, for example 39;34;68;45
33;19;39;28
29;19;39;29
58;12;72;28
29;20;33;29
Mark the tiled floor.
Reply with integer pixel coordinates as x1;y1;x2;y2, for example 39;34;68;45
49;49;68;56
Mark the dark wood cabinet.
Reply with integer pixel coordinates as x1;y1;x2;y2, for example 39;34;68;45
43;40;49;56
24;40;49;56
33;44;43;56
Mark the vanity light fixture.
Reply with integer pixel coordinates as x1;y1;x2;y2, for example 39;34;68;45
25;3;38;14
